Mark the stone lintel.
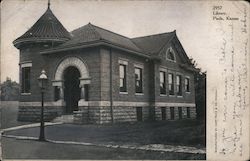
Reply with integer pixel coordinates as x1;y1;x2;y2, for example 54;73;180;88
52;80;64;87
19;100;65;107
79;78;91;87
78;99;88;106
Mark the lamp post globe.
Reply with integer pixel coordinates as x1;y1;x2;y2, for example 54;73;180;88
38;69;48;141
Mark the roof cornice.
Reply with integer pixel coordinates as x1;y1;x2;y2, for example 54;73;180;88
13;37;69;48
40;40;150;58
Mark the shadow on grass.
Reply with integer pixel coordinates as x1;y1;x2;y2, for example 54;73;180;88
102;119;206;147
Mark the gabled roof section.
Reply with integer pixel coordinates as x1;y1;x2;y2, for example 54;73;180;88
60;23;101;46
13;7;71;48
57;23;142;53
132;31;175;55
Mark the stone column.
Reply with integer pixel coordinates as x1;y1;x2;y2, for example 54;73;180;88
52;80;64;100
78;78;91;108
59;86;64;100
79;78;91;101
52;80;65;116
80;85;85;100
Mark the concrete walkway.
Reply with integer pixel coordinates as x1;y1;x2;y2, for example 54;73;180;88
0;122;62;160
2;122;63;132
1;123;205;155
2;134;205;154
0;130;2;161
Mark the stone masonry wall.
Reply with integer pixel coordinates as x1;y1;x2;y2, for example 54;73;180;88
154;106;196;121
18;106;63;122
73;105;152;124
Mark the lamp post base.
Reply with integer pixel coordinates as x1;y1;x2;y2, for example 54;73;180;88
39;91;46;141
39;122;45;141
39;137;46;141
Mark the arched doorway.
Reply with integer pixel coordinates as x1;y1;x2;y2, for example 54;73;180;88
63;66;81;113
53;56;91;115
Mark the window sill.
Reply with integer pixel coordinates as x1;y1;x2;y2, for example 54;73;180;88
21;93;31;95
169;94;175;97
160;94;167;96
135;93;144;96
177;95;183;98
119;92;128;95
185;91;191;94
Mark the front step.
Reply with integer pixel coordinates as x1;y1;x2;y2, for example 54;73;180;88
52;114;74;123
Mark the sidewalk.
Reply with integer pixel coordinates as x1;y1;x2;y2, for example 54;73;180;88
0;130;2;161
0;122;62;160
2;120;206;154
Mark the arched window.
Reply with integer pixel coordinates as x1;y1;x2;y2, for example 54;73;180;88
166;47;176;61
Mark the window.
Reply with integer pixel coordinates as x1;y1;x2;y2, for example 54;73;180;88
170;107;175;120
160;71;166;95
176;75;182;96
168;73;174;95
185;78;190;92
54;86;60;101
166;47;176;61
136;107;143;121
135;67;143;93
21;67;31;93
178;107;182;119
84;84;89;101
187;107;191;118
119;64;127;92
161;107;166;120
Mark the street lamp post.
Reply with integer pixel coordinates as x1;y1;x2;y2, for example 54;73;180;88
38;69;48;141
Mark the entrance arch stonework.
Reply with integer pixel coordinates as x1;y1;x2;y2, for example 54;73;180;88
52;56;91;106
54;56;90;81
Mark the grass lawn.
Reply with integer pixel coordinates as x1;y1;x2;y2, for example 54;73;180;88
0;101;205;149
2;106;206;160
2;137;205;160
5;119;205;148
3;120;206;160
0;101;32;129
91;119;206;148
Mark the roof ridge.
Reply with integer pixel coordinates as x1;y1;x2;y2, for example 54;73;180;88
89;23;142;51
70;24;88;34
132;30;176;39
90;23;133;40
155;33;176;54
88;23;102;40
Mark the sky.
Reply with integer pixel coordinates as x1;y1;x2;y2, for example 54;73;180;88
0;0;241;82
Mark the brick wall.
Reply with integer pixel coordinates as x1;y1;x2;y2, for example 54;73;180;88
18;43;196;123
19;46;102;103
46;48;101;102
19;44;50;102
99;47;195;104
100;47;151;102
19;43;195;104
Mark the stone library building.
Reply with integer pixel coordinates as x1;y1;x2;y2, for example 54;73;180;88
13;3;198;124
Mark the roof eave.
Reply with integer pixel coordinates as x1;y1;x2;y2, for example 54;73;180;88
179;64;200;73
40;40;150;58
13;37;70;48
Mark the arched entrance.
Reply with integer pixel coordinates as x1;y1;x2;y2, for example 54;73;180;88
63;66;81;113
52;56;91;114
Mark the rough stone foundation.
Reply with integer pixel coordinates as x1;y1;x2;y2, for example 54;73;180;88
18;106;63;122
18;104;196;123
74;106;151;124
154;106;196;121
